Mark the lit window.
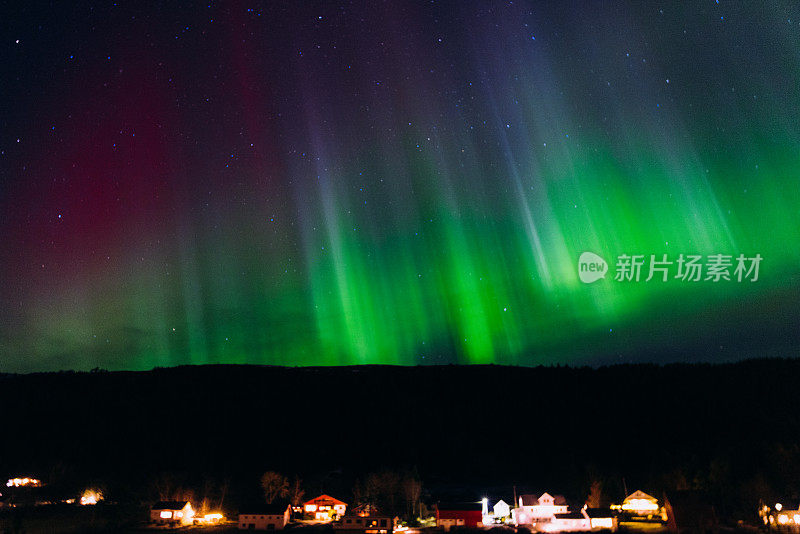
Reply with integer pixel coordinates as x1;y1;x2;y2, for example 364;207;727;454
160;511;173;519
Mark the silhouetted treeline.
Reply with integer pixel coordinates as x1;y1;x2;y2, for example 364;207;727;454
1;360;799;520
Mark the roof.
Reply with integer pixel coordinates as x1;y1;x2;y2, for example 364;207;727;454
624;490;657;503
519;493;568;506
306;494;347;507
554;512;587;520
585;508;615;518
152;501;190;510
240;503;291;515
436;502;483;512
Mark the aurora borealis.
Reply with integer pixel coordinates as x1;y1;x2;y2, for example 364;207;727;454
2;1;800;372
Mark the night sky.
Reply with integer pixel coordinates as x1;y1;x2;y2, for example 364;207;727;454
2;1;800;372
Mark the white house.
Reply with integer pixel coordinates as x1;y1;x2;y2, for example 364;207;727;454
513;493;569;525
151;501;194;526
494;500;510;519
483;499;512;525
238;503;292;530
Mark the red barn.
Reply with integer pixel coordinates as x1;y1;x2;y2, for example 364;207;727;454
436;502;483;531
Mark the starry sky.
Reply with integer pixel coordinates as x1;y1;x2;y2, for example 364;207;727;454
2;1;800;372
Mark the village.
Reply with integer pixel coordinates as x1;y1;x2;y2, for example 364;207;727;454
1;473;789;534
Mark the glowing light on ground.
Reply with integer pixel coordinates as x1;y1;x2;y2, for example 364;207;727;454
6;477;41;488
80;489;103;505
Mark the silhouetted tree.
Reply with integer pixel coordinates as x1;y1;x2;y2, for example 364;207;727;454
261;471;289;504
356;469;422;520
152;472;194;502
288;476;306;506
402;471;422;519
586;480;603;508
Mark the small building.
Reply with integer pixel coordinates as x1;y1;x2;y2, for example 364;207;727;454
482;499;512;525
551;511;591;532
335;504;393;533
584;508;618;531
238;503;292;530
151;501;194;526
494;499;511;519
305;494;348;521
513;493;569;525
436;502;483;531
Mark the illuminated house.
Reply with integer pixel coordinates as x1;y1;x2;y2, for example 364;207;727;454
436;502;483;531
620;491;659;515
151;501;194;526
238;503;292;530
6;477;42;488
335;504;393;533
585;508;618;531
80;489;103;506
513;493;569;525
758;502;800;529
304;494;347;521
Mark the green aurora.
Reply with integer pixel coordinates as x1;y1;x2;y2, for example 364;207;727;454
1;2;799;371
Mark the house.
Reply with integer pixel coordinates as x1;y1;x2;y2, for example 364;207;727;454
151;501;194;526
619;491;659;515
238;502;292;530
335;504;393;533
612;491;666;524
550;511;591;532
759;502;800;529
494;499;511;519
513;493;569;525
436;502;483;531
584;508;618;531
304;494;347;521
481;499;512;525
6;477;42;488
615;490;664;521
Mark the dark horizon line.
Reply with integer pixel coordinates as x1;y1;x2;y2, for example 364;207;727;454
2;355;797;377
